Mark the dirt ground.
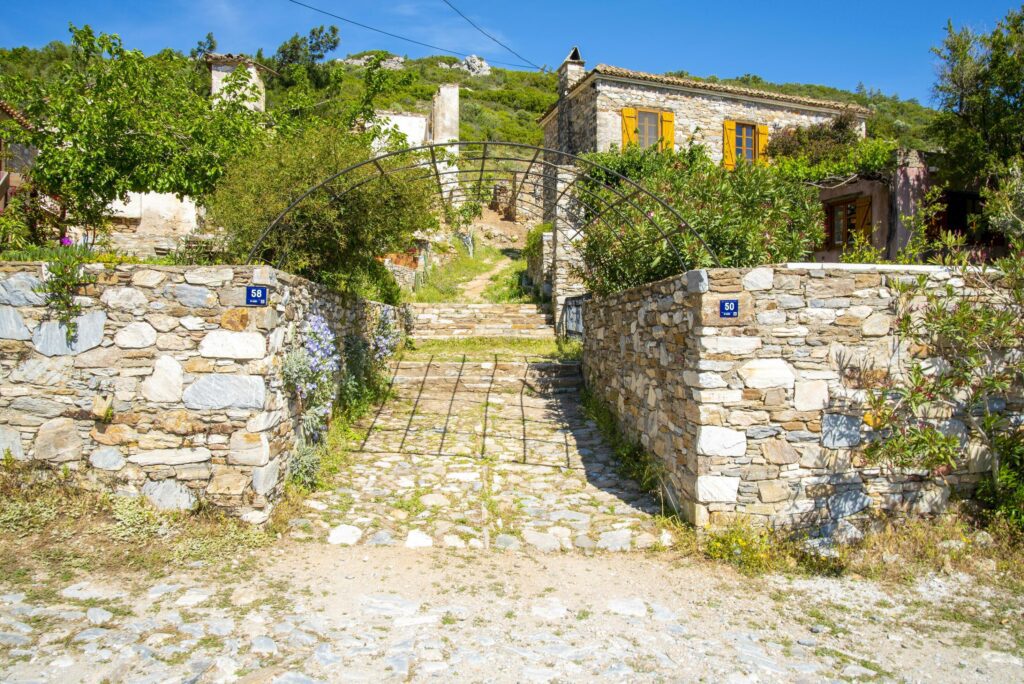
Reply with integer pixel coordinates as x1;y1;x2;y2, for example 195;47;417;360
2;540;1023;683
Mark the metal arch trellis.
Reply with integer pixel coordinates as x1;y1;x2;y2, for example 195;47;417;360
245;141;721;271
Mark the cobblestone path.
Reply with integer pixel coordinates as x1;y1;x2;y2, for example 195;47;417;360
293;352;672;553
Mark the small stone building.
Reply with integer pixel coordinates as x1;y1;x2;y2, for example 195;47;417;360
0;100;35;213
540;47;869;166
539;48;939;262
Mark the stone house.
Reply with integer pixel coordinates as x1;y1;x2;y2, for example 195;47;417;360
540;48;937;261
0;100;36;213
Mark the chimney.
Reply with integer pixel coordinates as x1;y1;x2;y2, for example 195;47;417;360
206;54;266;112
431;84;460;145
557;47;586;98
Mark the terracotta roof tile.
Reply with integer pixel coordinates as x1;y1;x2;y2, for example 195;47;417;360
0;100;34;132
540;64;872;122
590;64;871;114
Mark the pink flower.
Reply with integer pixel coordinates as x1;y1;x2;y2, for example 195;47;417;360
59;236;73;246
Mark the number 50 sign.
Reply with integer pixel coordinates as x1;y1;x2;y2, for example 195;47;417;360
719;299;739;318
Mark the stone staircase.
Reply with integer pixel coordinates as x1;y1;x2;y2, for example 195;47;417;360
409;303;555;340
293;323;670;553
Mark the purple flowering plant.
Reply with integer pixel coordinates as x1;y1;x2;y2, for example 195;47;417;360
283;312;340;442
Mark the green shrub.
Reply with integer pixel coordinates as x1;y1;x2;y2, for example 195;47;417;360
522;222;552;265
577;144;823;296
287;440;322;490
206;123;437;295
110;496;161;542
703;522;778;575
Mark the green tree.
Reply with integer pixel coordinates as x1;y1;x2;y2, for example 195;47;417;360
931;7;1024;188
0;25;270;242
855;163;1024;528
270;25;340;89
205;124;437;303
189;32;217;60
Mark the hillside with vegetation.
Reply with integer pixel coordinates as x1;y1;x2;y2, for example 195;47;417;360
2;34;940;150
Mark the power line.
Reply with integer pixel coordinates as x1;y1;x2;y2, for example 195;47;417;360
285;0;536;69
438;0;543;71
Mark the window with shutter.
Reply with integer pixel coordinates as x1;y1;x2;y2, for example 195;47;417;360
660;111;675;151
636;110;660;149
756;124;769;161
723;120;737;169
621;108;639;147
623;108;677;151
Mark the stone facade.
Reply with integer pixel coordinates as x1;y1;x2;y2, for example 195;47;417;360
583;263;999;538
0;263;399;523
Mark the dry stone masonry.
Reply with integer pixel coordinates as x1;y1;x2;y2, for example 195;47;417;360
0;262;398;522
583;264;1001;539
410;303;553;340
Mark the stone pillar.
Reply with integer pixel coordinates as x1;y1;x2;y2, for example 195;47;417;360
550;165;587;333
431;84;460;146
206;54;265;112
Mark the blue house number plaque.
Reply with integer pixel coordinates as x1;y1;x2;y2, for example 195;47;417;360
719;299;739;318
245;286;268;307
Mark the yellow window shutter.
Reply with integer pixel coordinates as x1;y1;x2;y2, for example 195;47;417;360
621;108;638;147
659;111;675;151
854;196;873;241
756;123;770;162
723;120;737;170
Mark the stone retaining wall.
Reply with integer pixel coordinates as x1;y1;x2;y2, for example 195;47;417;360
583;264;1001;540
0;262;396;523
410;303;553;340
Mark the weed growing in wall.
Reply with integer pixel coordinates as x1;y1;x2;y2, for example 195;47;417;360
36;244;97;344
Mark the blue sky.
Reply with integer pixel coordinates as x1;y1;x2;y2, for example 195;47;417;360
2;1;1016;103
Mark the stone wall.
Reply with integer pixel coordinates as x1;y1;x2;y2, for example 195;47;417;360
0;262;396;523
583;264;997;540
106;192;201;257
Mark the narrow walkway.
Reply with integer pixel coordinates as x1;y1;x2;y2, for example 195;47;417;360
294;310;669;553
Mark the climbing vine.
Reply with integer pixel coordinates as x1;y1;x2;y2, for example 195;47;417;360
37;242;97;344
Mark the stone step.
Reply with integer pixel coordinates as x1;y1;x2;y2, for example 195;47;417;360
389;360;581;378
387;377;582;396
410;303;555;339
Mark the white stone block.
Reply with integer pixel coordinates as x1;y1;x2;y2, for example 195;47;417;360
695;425;747;456
129;448;211;467
691;389;743;404
185;267;234;286
701;336;762;355
794;380;829;411
114;322;157;349
100;287;148;310
738;358;795;389
696;475;740;503
199;330;266;359
141;355;184;403
682;371;727;389
742;267;774;291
